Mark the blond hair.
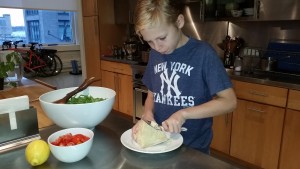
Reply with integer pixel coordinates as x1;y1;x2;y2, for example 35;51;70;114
134;0;183;36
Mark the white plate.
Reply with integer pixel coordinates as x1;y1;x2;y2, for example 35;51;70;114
120;129;183;154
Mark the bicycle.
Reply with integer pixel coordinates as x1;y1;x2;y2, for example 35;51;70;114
2;41;62;77
34;44;63;76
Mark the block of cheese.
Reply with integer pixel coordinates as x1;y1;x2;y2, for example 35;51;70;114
133;120;168;148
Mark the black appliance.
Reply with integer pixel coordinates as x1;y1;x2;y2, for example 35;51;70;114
267;42;300;73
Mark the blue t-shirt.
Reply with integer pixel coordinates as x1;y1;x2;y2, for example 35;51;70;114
142;37;232;153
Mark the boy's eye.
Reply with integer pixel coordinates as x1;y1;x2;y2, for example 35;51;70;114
159;37;166;40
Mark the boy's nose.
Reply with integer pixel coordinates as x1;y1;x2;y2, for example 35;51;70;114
153;43;163;53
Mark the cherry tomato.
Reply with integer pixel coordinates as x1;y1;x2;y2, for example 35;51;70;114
72;134;83;144
61;133;72;146
51;133;90;146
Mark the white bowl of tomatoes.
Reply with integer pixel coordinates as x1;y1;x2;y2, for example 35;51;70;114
47;128;94;163
39;86;116;129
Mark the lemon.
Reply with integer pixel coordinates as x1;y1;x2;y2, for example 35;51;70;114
25;140;50;166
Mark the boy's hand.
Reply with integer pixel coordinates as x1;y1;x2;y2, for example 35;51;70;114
162;111;186;133
131;120;141;141
131;114;155;140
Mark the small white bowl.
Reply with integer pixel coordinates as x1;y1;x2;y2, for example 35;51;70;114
48;128;94;163
39;86;116;129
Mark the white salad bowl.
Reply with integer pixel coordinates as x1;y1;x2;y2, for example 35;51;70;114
39;86;116;129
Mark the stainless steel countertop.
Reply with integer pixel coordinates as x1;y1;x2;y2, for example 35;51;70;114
0;111;240;169
228;69;300;90
101;55;140;65
100;56;300;90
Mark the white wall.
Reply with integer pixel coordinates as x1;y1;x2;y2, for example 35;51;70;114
0;0;78;11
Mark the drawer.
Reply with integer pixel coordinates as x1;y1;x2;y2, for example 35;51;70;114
233;80;288;107
101;60;132;75
287;90;300;110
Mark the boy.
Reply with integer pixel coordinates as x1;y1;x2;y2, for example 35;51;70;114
132;0;237;153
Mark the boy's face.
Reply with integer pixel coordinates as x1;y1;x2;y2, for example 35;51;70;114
140;20;183;55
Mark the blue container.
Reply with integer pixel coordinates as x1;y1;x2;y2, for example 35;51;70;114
70;60;81;75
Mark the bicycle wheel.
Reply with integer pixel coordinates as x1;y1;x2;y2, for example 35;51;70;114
40;54;57;76
52;54;63;75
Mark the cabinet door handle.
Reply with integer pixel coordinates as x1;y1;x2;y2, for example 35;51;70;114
249;90;268;97
247;107;265;113
113;68;124;71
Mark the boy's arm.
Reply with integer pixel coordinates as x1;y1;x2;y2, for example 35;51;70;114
141;90;155;121
162;88;237;132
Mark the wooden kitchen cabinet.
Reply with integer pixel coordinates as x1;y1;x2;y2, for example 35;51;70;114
211;113;232;154
279;90;300;169
101;70;117;109
82;0;101;86
101;60;133;116
114;0;137;24
82;16;101;86
230;99;285;169
286;89;300;110
211;80;300;169
233;80;288;107
230;80;287;169
82;0;98;16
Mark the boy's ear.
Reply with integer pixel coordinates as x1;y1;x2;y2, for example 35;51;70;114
176;14;185;28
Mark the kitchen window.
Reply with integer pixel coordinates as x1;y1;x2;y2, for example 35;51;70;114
27;20;40;43
0;7;77;46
